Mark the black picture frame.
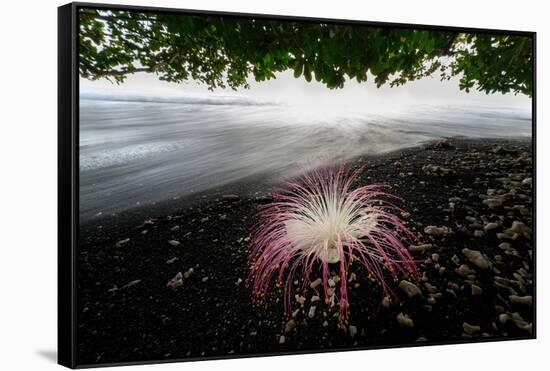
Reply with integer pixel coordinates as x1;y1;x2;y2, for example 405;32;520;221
58;2;536;368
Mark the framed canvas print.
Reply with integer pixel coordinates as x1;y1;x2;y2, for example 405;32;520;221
58;2;536;368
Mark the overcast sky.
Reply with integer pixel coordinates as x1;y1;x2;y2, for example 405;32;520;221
81;69;532;117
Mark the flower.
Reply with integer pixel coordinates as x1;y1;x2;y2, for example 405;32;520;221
248;159;418;319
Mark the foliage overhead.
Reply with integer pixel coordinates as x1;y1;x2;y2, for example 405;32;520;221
79;8;533;96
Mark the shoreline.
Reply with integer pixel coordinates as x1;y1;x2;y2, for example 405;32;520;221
80;136;531;228
77;137;534;364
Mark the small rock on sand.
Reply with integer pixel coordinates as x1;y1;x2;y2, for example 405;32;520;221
509;295;532;306
409;243;433;252
310;278;322;289
471;284;483;296
349;325;358;338
422;164;453;176
397;313;414;328
399;280;422;298
506;221;531;236
456;264;476;277
424;226;450;236
483;198;503;208
463;322;480;335
183;268;194;279
115;238;130;248
462;248;489;269
122;280;141;289
284;319;296;333
435;138;451;148
484;222;499;232
473;230;484;237
167;272;183;290
499;313;511;324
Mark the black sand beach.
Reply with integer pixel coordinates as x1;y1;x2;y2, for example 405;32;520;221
77;138;534;365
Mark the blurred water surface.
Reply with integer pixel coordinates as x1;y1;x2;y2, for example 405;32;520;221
80;94;531;221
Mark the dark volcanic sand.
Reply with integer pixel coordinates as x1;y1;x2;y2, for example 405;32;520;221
77;138;534;365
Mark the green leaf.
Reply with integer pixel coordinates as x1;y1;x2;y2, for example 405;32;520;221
78;12;532;96
304;64;312;82
293;60;303;78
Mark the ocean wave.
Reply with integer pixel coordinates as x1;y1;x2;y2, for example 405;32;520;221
80;91;277;107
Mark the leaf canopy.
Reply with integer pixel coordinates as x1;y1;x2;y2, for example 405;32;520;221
79;8;533;96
